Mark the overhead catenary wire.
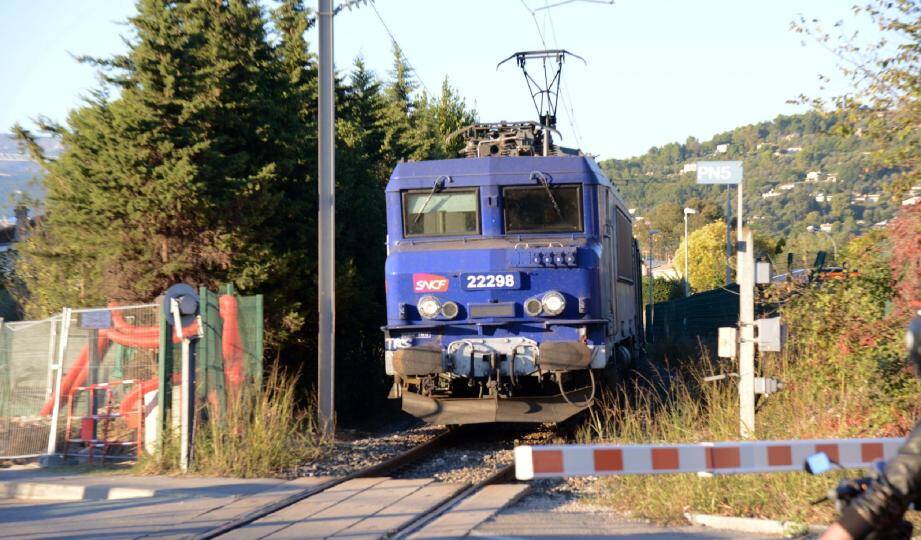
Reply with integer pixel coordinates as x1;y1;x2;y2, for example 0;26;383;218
544;3;584;150
519;0;594;150
368;1;431;97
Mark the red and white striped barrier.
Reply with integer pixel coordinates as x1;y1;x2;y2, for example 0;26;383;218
514;438;904;480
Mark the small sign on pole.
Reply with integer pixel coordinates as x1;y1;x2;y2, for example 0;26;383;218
696;161;743;185
756;261;772;284
718;327;737;358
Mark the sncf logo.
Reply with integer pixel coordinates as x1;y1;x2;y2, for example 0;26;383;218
413;273;449;293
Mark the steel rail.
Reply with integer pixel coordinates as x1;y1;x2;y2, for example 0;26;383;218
387;463;518;539
194;428;457;540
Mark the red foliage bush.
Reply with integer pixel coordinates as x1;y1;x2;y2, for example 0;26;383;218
888;202;921;318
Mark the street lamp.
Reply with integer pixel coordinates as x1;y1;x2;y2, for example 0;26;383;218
683;208;697;296
806;225;838;263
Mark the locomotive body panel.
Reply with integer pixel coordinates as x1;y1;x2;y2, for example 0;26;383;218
383;155;642;424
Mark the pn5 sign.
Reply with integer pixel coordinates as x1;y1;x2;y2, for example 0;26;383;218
696;161;743;185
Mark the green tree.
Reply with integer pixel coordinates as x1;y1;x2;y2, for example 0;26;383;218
641;276;683;306
792;2;920;196
381;44;417;165
409;77;477;161
13;0;312;344
673;221;731;292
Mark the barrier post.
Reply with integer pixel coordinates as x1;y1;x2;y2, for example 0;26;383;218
156;300;173;449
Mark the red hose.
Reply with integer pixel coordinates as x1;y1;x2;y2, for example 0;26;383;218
120;378;160;428
39;333;111;416
109;306;160;336
40;308;200;416
219;295;245;392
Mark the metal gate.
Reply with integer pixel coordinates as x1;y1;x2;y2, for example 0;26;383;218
0;289;263;462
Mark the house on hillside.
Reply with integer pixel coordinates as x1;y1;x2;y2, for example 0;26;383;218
815;193;827;203
762;189;781;199
681;163;697;173
820;223;833;233
806;171;821;182
715;144;729;154
786;147;802;154
641;258;680;280
0;206;31;252
778;183;796;191
824;174;838;183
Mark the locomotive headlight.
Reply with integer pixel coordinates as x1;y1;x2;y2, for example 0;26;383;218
441;301;459;319
417;296;441;319
541;291;566;316
524;297;543;317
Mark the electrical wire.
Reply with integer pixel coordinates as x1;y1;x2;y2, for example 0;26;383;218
544;3;584;150
368;1;431;96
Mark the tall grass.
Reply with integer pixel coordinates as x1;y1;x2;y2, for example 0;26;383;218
581;241;921;528
580;359;851;525
138;364;326;477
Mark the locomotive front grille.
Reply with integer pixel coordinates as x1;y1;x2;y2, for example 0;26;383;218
468;302;516;318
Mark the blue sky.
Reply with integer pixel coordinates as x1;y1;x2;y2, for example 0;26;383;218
0;0;876;159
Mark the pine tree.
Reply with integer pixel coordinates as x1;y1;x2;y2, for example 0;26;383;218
381;44;417;163
409;77;476;161
332;58;391;414
12;0;303;315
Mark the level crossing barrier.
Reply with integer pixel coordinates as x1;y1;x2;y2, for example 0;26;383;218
514;438;905;480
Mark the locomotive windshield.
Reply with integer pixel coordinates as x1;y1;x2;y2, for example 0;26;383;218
403;188;479;236
502;184;582;233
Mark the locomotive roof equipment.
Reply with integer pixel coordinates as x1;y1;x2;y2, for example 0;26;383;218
497;49;586;155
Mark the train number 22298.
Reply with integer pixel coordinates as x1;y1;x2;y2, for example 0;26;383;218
462;273;519;290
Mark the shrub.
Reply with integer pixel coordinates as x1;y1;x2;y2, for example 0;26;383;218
642;276;684;306
138;364;326;477
586;209;921;524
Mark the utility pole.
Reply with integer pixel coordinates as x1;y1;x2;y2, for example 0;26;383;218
695;161;752;436
738;185;756;438
317;0;336;437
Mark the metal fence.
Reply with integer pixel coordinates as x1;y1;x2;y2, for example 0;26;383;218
51;304;160;461
0;287;264;461
0;318;58;459
646;286;740;356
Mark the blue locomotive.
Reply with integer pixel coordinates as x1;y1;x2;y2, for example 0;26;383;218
382;121;644;424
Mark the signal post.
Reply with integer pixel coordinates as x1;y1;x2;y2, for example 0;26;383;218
697;161;755;437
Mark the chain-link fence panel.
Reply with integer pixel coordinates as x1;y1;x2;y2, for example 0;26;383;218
0;318;58;459
2;287;262;462
49;304;159;461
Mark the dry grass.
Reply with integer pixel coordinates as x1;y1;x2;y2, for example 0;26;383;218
579;356;915;528
137;364;326;477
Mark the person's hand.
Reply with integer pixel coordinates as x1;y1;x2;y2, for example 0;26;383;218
820;523;854;540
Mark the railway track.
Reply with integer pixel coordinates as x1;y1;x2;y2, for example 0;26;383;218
195;423;568;539
389;462;516;539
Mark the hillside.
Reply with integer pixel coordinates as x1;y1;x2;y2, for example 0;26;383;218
0;134;61;219
599;111;905;250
